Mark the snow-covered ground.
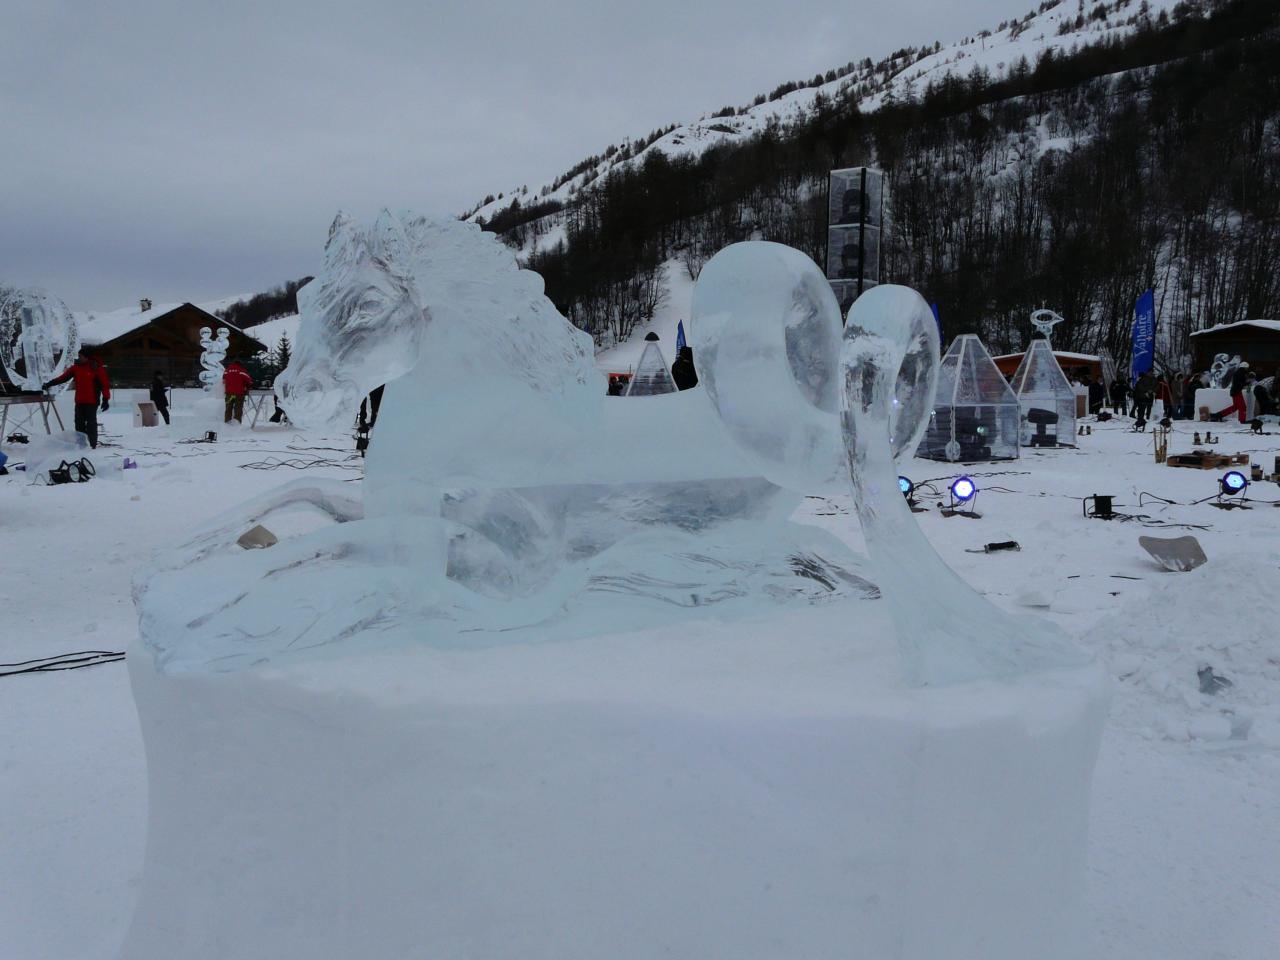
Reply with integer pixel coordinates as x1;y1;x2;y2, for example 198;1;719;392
1;393;1277;959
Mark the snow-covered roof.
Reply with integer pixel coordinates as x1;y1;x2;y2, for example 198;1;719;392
75;294;254;346
1189;319;1280;338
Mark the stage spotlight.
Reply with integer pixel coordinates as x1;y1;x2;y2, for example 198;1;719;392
1220;470;1248;497
898;476;915;498
941;475;980;518
951;476;977;502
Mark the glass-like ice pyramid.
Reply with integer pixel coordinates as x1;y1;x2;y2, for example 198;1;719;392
919;333;1020;462
624;338;677;397
1009;339;1077;447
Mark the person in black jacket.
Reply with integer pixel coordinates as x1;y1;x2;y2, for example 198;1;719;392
1085;375;1105;414
1131;372;1156;422
1254;375;1276;416
671;346;698;391
150;372;170;425
1109;378;1128;414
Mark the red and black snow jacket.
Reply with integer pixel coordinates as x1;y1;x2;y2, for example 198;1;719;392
46;359;111;405
223;363;253;397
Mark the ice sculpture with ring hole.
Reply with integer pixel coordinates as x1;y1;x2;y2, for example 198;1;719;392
121;224;1108;960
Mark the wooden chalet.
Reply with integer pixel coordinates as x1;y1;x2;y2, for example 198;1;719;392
1190;320;1280;377
992;350;1103;382
81;301;266;387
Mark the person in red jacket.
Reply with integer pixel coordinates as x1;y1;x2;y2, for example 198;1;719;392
43;346;111;448
222;359;253;423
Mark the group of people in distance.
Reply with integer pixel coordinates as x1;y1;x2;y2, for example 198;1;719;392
1068;365;1274;423
40;347;260;449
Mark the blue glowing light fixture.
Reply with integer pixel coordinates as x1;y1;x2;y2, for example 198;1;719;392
1220;470;1248;497
950;476;977;503
898;476;915;498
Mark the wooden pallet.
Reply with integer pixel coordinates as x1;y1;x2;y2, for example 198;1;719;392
1166;451;1249;470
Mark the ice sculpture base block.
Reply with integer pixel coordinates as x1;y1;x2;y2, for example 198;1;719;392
122;612;1106;960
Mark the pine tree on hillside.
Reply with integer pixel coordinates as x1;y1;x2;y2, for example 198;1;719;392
274;333;292;374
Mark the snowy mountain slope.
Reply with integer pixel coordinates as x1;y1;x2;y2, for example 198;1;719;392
466;0;1188;240
244;311;302;353
593;259;693;371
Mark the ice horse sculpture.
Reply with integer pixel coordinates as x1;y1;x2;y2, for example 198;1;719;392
122;216;1105;960
0;286;80;391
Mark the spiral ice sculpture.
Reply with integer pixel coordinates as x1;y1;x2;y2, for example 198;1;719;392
198;326;230;392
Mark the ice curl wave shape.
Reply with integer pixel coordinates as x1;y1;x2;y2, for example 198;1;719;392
694;242;1088;686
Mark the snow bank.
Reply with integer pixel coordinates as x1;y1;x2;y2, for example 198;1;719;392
122;621;1106;960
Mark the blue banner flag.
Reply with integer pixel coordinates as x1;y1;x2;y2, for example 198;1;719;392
930;303;942;341
1131;288;1155;382
676;320;686;352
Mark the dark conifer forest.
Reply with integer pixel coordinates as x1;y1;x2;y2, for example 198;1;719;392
483;0;1279;366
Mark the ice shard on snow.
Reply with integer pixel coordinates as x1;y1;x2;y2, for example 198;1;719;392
623;337;677;396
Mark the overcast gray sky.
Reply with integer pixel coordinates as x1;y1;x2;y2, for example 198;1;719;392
2;0;1013;309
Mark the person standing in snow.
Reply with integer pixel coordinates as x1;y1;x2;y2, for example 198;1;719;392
150;371;171;425
1254;375;1276;416
1109;377;1128;415
1131;371;1156;422
43;346;111;449
1155;374;1173;420
1085;375;1105;414
1212;362;1251;423
671;346;698;391
223;358;253;423
1172;371;1187;419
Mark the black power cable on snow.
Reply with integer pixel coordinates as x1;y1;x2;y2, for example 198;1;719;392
0;650;125;677
238;455;362;471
